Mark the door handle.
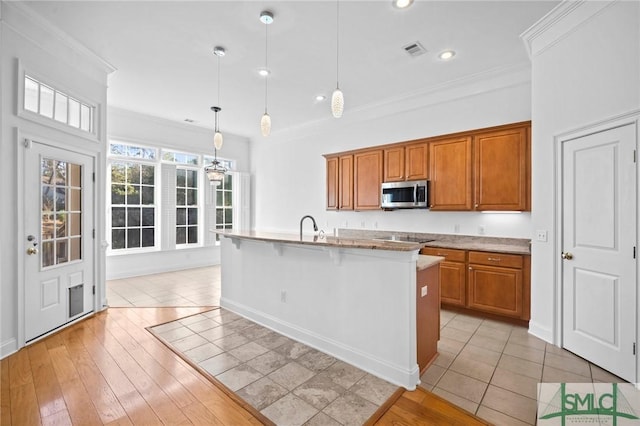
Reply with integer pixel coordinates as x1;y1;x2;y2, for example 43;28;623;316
27;247;38;255
561;252;574;260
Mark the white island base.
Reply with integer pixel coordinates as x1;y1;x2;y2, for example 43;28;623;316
219;233;436;389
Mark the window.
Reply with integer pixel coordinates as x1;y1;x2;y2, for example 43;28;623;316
215;174;233;242
41;159;83;267
24;75;94;133
176;167;199;245
108;141;237;253
109;143;157;251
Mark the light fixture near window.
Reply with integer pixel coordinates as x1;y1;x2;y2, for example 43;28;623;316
260;10;273;137
205;106;227;185
331;0;344;118
393;0;414;9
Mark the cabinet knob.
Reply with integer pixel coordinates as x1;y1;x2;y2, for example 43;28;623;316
475;204;479;208
468;266;472;270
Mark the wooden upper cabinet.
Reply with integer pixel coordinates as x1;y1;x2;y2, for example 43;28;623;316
405;142;429;181
474;126;529;211
354;150;383;210
429;137;472;210
383;147;405;182
326;156;339;210
325;155;353;210
383;142;429;182
339;155;354;210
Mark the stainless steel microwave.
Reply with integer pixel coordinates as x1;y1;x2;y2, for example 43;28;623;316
381;180;429;209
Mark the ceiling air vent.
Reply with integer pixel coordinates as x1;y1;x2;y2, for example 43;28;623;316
403;41;427;57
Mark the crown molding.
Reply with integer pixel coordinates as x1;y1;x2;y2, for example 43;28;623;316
521;0;618;58
1;1;116;75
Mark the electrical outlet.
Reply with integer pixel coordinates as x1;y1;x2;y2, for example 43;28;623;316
478;225;485;235
454;224;460;233
536;230;548;242
280;290;287;303
421;286;428;297
361;221;366;228
373;222;378;229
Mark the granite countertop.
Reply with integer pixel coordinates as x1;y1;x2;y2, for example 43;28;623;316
417;255;445;271
213;230;424;252
336;229;531;255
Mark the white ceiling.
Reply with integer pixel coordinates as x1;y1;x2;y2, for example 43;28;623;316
24;1;560;140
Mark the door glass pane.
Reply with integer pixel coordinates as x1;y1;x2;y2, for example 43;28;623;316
41;158;83;267
70;237;81;261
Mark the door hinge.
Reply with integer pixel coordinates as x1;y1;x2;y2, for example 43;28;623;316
634;246;636;259
634;150;637;163
92;285;95;295
92;172;95;182
634;342;636;355
92;229;95;239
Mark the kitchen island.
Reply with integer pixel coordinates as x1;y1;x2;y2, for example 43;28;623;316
215;230;442;389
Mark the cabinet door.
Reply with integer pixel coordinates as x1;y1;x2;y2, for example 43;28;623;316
439;261;467;306
326;157;339;210
405;142;429;181
338;155;354;210
467;264;522;318
383;147;405;182
354;150;383;210
429;137;472;210
474;126;529;211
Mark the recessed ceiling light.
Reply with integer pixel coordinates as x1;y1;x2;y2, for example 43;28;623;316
439;50;456;60
315;95;326;102
393;0;414;9
258;68;271;77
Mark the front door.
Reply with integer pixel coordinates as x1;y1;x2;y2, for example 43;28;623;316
24;141;95;342
561;123;636;382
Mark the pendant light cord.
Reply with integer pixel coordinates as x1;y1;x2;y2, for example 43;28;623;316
216;55;221;133
264;22;269;114
335;0;340;89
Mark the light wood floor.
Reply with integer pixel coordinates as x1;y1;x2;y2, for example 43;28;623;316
1;307;489;425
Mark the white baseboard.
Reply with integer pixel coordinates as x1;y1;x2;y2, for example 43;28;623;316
221;297;419;390
1;338;18;360
528;320;554;344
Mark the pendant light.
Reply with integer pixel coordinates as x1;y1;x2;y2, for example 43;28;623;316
213;46;225;149
260;11;273;136
331;0;344;118
205;46;227;184
205;106;227;184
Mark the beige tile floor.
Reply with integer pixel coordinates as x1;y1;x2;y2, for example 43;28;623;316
107;266;628;425
150;308;398;425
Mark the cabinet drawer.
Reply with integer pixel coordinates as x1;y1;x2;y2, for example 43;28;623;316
421;247;466;262
468;251;522;268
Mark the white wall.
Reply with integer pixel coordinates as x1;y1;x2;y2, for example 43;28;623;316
105;107;251;279
1;1;110;357
526;1;640;342
251;68;534;238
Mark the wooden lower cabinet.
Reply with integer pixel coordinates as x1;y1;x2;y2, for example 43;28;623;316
416;263;440;373
420;248;530;321
421;247;466;307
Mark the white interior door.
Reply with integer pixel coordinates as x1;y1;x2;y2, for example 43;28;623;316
24;141;95;342
561;123;636;382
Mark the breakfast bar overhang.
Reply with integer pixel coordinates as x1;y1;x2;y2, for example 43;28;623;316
216;230;442;389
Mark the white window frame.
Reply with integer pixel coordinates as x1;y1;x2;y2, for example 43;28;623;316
17;61;100;143
107;141;159;255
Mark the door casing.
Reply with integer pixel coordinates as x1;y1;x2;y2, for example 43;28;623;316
17;130;100;347
554;110;640;383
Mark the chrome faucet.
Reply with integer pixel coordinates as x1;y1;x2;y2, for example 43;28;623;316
300;215;318;239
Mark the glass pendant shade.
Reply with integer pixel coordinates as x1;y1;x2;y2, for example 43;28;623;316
261;112;271;137
205;158;227;185
331;88;344;118
214;131;223;150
